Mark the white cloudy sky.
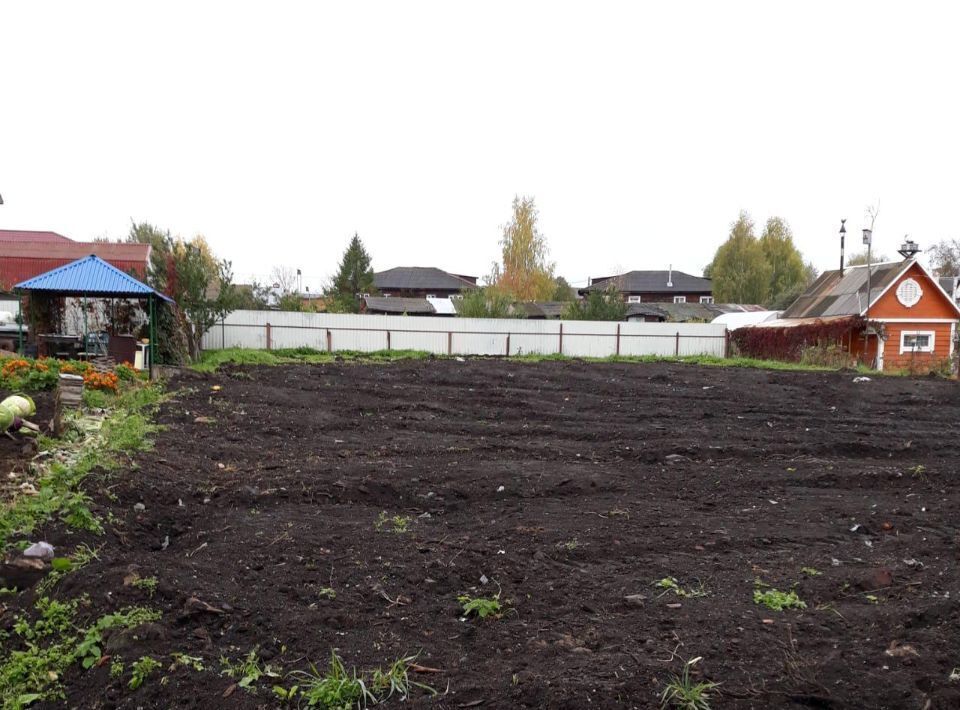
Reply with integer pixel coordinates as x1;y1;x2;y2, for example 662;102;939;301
1;1;958;290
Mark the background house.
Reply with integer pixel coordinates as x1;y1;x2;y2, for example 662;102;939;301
0;229;150;291
581;269;713;304
373;267;479;299
626;301;767;323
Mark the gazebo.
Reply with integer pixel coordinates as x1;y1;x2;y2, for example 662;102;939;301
14;255;173;377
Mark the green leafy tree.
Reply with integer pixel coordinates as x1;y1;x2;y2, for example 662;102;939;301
325;233;375;313
759;217;811;308
705;212;773;304
457;288;516;318
234;281;272;310
551;276;576;302
172;239;238;360
768;261;818;310
126;222;237;362
562;285;626;321
847;249;890;266
488;196;556;301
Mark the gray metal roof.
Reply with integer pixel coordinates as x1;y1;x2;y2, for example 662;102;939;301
363;296;435;314
781;261;907;318
582;270;712;294
373;267;478;292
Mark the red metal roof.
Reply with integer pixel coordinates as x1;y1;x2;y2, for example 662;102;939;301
0;229;74;243
0;241;150;291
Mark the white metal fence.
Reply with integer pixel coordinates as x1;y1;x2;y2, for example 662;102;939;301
202;310;729;358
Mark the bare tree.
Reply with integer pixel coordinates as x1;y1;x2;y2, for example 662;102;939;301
270;266;299;295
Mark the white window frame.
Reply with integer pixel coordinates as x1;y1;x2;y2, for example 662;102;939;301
450;294;464;300
699;296;714;304
895;278;923;308
673;296;686;304
900;330;935;354
426;294;437;299
627;295;642;303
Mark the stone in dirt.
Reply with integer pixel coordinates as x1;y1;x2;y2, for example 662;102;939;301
23;541;55;560
0;557;47;589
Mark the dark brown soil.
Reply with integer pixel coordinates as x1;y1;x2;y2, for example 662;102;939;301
12;360;960;709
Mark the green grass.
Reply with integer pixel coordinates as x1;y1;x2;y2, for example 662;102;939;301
127;656;160;690
660;656;718;709
654;576;709;599
194;346;891;376
458;593;503;619
288;650;435;708
0;599;160;707
753;581;807;611
0;381;166;552
191;347;433;372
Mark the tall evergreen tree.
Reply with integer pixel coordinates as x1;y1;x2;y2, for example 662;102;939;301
326;233;375;313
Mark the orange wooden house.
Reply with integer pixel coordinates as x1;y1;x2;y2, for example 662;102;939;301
749;258;960;372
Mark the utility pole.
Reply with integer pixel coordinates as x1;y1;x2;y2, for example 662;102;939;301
862;227;873;320
839;219;846;272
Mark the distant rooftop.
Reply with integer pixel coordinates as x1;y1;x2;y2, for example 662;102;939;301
583;270;712;294
374;267;478;292
0;229;73;244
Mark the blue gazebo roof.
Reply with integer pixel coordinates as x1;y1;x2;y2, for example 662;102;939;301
14;255;173;301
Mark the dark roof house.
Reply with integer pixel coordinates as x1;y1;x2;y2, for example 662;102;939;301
363;296;440;316
373;267;478;298
581;270;712;303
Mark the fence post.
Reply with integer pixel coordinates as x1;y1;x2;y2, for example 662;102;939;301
616;323;621;356
386;330;391;351
447;331;452;356
266;323;272;351
558;323;563;355
724;329;730;358
674;331;680;356
506;333;511;357
326;329;332;353
221;317;226;349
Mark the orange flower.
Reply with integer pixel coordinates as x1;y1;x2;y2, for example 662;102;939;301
83;370;120;392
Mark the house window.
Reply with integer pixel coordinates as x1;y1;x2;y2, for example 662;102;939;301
700;296;714;304
426;294;437;299
627;295;642;303
900;330;935;353
450;294;464;300
896;278;923;307
673;296;686;304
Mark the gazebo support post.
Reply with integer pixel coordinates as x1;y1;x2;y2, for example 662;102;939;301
17;294;23;356
82;294;88;360
149;294;155;380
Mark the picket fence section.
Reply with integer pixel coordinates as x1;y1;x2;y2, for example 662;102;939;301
202;310;729;358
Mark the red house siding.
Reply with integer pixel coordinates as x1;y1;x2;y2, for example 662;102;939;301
867;262;958;372
0;243;150;291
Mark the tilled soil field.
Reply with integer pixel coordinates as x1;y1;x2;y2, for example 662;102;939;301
11;360;960;709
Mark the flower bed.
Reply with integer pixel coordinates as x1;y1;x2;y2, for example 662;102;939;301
0;356;143;393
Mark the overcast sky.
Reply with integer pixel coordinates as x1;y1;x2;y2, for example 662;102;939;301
2;1;958;290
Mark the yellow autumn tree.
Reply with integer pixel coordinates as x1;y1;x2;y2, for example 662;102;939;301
488;196;556;301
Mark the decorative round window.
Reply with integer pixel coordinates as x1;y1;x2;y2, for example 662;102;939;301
895;278;923;307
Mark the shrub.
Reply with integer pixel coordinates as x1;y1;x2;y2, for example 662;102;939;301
732;316;871;362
